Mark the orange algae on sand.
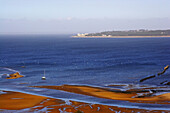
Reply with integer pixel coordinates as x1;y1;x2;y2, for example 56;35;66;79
0;91;47;110
0;90;169;113
6;72;24;79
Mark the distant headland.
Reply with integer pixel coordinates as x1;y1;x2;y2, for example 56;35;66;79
72;29;170;38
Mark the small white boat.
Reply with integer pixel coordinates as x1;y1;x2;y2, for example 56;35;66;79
42;70;46;80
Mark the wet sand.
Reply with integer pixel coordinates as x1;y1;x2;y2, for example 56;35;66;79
32;85;170;104
0;90;47;110
0;90;169;113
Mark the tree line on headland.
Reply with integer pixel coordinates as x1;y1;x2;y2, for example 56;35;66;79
77;29;170;37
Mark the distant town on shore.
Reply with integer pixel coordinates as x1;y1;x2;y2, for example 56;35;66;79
73;29;170;38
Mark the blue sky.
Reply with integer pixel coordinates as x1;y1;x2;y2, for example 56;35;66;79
0;0;170;34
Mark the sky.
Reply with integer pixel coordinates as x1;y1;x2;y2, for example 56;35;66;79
0;0;170;34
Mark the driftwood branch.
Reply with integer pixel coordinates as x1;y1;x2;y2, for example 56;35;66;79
139;65;169;83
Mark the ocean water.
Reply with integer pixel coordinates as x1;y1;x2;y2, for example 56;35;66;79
0;35;170;110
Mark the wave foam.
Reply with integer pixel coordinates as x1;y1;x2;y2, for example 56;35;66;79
3;67;19;73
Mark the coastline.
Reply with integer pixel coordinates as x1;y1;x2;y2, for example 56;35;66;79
72;35;170;38
1;89;170;113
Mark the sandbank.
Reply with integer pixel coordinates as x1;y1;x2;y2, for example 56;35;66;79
31;85;170;104
6;72;24;79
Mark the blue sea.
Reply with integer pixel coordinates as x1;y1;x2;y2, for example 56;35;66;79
0;35;170;110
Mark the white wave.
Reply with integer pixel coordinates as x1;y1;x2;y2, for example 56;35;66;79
65;100;72;105
3;67;19;73
0;90;7;94
0;74;9;78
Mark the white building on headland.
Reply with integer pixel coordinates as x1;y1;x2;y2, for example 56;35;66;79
77;33;88;36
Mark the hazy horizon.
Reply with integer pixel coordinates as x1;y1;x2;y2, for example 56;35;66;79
0;0;170;34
